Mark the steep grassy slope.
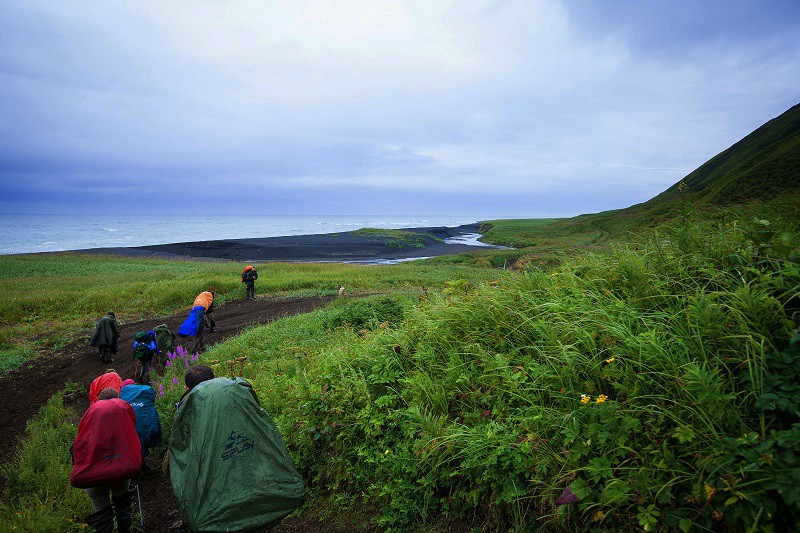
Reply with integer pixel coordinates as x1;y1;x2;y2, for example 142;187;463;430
481;103;800;248
636;102;800;220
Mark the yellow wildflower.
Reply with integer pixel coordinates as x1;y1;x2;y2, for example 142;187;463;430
604;357;615;364
596;395;608;404
384;449;390;455
580;394;591;404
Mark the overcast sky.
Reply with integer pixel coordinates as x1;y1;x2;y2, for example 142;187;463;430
1;1;798;217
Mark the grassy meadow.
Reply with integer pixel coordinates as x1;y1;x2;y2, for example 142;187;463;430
2;211;799;531
0;254;508;372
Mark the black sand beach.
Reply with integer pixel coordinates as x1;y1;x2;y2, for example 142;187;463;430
72;223;498;262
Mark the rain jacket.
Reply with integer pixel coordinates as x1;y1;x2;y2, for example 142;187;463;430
120;384;162;456
88;315;121;348
70;398;142;488
178;306;206;337
170;378;305;532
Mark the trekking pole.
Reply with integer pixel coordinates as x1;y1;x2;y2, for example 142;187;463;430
135;483;145;530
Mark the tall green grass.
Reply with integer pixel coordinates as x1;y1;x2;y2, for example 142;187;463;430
0;385;91;532
204;214;800;530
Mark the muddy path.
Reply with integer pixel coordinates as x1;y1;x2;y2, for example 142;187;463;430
0;295;338;532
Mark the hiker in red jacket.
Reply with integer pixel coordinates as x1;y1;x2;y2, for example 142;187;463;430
71;387;142;533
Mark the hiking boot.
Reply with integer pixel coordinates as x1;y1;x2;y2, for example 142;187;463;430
85;505;114;533
111;487;134;533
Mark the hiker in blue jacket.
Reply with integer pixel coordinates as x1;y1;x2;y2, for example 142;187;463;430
132;331;160;384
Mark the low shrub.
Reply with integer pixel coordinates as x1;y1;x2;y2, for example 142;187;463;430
322;296;405;330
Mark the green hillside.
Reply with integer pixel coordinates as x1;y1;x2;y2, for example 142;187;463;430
639;102;800;216
481;103;800;249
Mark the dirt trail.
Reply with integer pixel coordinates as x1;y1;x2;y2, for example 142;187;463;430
0;295;335;532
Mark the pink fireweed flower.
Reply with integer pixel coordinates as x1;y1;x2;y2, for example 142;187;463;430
165;360;172;367
158;385;165;397
191;354;199;362
184;361;189;368
172;377;179;385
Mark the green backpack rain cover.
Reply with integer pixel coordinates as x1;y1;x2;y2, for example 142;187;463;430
153;324;175;354
170;378;305;532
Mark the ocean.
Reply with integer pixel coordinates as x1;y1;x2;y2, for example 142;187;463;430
0;214;481;255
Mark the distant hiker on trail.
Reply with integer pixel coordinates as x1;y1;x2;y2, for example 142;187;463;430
241;265;258;299
132;331;159;384
88;370;123;404
178;291;216;353
169;365;305;532
120;379;162;475
71;387;141;533
89;312;121;363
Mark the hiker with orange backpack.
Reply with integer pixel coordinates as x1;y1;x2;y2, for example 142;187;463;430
178;291;216;353
241;265;258;299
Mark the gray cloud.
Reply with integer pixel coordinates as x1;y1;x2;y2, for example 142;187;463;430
1;0;799;216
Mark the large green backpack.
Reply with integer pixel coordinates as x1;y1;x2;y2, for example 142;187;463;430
170;378;305;531
153;324;175;354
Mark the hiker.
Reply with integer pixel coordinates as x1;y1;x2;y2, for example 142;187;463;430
120;379;162;475
71;387;141;533
179;291;216;353
88;312;121;363
152;324;175;367
169;366;305;532
241;265;258;299
88;370;123;404
193;290;216;332
132;331;159;384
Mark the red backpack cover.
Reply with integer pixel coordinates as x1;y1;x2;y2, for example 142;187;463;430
89;372;123;404
70;399;142;488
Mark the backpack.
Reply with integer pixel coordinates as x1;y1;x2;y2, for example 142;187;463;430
242;266;258;283
70;399;142;488
170;378;305;531
133;331;154;361
153;324;175;354
120;384;162;454
88;372;123;404
178;306;205;337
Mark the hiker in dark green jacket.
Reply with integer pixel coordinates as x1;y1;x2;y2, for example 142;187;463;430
89;312;121;363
